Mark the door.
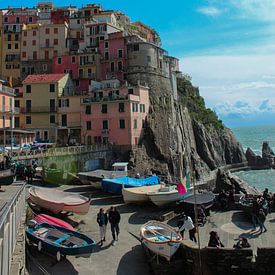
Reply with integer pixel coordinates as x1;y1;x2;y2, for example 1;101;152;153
61;114;67;127
50;99;55;112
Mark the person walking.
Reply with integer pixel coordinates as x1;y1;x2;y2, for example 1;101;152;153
97;208;108;245
208;231;224;248
108;206;121;244
178;215;197;242
258;208;267;233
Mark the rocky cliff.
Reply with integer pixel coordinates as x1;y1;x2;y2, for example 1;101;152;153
126;71;246;180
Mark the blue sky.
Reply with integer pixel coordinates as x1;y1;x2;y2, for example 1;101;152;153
2;0;275;127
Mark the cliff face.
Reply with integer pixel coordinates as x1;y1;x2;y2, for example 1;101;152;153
126;72;245;180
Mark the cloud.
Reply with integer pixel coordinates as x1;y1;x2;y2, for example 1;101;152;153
197;6;223;16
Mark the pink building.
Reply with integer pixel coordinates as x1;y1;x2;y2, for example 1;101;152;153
81;80;149;146
99;32;127;81
52;55;79;79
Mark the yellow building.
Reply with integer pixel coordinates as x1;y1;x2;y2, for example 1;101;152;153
21;73;74;143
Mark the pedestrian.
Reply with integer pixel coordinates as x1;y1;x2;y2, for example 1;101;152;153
258;208;267;233
233;237;251;249
208;231;224;248
24;164;34;184
97;208;108;245
178;215;197;242
251;197;260;230
108;206;121;244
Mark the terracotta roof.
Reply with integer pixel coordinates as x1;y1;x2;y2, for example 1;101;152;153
23;74;66;84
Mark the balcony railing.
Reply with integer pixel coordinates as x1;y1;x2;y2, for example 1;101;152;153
21;106;57;113
81;95;128;104
0;86;15;96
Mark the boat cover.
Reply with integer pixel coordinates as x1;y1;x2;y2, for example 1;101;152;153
183;192;215;205
102;176;160;194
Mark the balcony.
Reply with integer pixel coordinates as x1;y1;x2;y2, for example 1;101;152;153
21;106;57;113
101;129;109;135
40;44;54;48
0;86;15;96
81;95;128;104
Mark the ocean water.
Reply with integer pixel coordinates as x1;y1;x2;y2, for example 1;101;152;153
231;125;275;192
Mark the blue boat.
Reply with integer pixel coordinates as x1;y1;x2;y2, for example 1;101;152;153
101;175;160;194
26;222;96;261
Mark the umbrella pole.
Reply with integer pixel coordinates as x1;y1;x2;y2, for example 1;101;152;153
192;171;203;275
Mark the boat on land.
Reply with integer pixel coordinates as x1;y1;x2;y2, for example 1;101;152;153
140;221;182;261
0;169;15;186
43;168;77;185
148;185;192;207
33;214;74;231
26;222;96;261
122;184;162;203
29;186;90;215
77;162;129;189
102;175;160;194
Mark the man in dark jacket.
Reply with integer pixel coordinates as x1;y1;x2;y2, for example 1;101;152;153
108;206;121;243
97;208;108;245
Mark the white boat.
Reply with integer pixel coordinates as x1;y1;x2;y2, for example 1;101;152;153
29;186;90;215
122;185;162;204
140;221;182;261
148;185;192;207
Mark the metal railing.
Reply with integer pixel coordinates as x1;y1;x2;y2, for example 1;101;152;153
0;183;26;275
21;106;57;113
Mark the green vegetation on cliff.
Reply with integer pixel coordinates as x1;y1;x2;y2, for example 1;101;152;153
177;77;224;130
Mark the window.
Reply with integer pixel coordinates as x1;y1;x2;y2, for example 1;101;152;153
119;102;124;112
102;120;108;129
54;39;58;45
4;17;8;23
50;115;55;123
45;38;50;47
77;19;80;24
140;104;145;113
79;69;83;78
33;51;37;60
133;44;139;51
147;56;151;63
54;28;58;34
14;100;20;108
23;41;27;46
22;52;26;58
119;119;125;129
14;117;20;128
57;57;62;64
86;121;91;130
71;56;76;64
133;119;137;129
118;61;123;71
7;34;12;41
45;28;50;34
26;116;31;124
15;43;18;49
104;41;109;48
15;34;19;41
142;119;146;129
159;60;162;69
101;104;107;113
61;114;67;126
118;49;123;58
85;105;91;114
33;30;36;36
32;40;36;46
29;16;33;23
7;44;11;49
42;64;47;72
104;52;109;60
132;103;138;112
50;84;55;93
110;62;115;72
24;31;27;37
45;51;49;60
16;17;19;23
26;85;31;93
128;88;134;94
53;50;58;57
88;68;92;78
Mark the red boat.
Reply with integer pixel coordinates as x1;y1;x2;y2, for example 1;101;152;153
33;214;74;231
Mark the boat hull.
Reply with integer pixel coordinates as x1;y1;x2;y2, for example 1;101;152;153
0;169;15;186
26;223;96;256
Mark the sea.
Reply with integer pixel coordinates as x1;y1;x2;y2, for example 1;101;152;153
232;125;275;192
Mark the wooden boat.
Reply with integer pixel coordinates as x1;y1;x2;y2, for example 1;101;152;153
140;221;182;261
43;168;77;185
26;222;96;261
29;186;90;215
33;214;74;231
122;185;161;203
0;169;15;186
148;185;192;207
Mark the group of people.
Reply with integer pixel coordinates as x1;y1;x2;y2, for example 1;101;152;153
97;207;121;245
216;188;235;210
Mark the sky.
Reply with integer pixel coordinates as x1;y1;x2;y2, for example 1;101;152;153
2;0;275;127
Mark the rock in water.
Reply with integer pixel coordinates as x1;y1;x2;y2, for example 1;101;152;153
262;142;275;158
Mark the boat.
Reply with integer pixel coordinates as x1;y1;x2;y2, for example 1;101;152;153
77;162;129;189
122;185;162;203
101;175;160;194
140;221;182;261
29;186;90;215
33;214;74;231
26;222;96;261
148;185;192;207
0;169;15;186
43;168;77;185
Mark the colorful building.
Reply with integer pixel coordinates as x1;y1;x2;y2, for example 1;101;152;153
21;73;74;143
81;79;149;146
